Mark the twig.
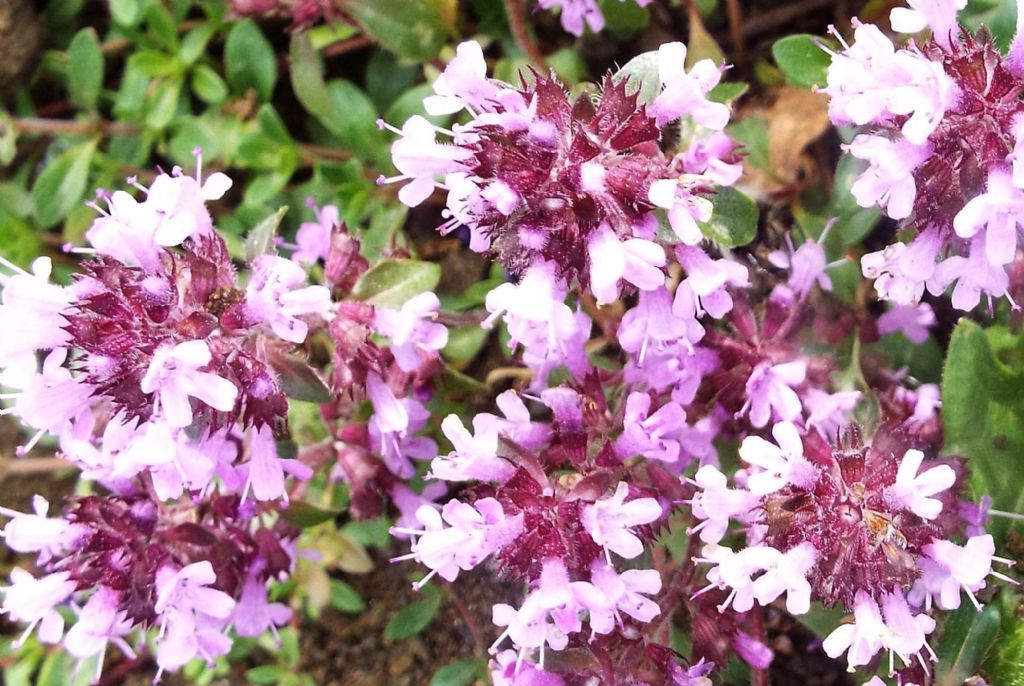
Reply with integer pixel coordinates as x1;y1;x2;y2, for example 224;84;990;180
723;0;748;64
750;605;769;686
0;456;71;476
322;35;373;58
504;0;548;70
741;0;836;39
444;581;487;656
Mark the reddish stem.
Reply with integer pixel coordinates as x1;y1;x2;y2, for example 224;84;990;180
504;0;548;69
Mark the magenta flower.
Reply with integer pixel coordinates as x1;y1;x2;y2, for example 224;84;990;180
741;360;806;428
823;590;887;670
431;413;515;483
648;42;730;129
231;570;292;638
587;224;666;305
614;392;687;464
1;568;76;645
140;340;238;428
877;303;936;343
0;257;72;378
537;0;604;36
246;255;332;344
586;562;662;634
581;482;663;560
292;201;339;264
394;498;524;587
689;466;758;544
953;167;1024;267
884;449;956;520
423;40;500;115
373;291;448;372
64;588;135;677
738;421;818;495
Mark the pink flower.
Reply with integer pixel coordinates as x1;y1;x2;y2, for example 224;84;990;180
742;360;806;428
889;0;966;51
430;413;515;482
674;246;749;321
0;257;72;378
491;559;588;653
861;226;942;305
65;588;135;675
373;292;448;372
618;287;702;362
1;568;76;646
140;340;238;428
689;465;758;543
538;0;604;36
768;233;832;298
750;543;817;615
394;498;523;587
423;41;500;115
153;561;236;672
491;650;566;686
911;534;1015;610
292;202;338;264
823;590;887;670
885;449;956;520
803;388;861;437
648;42;730;129
366;374;436;479
586;562;662;634
230;571;292;638
930;237;1011;311
953;168;1024;267
648;179;713;245
0;495;84;562
246;255;332;344
848;134;931;220
582;482;663;559
739;421;818;495
587;224;666;305
877;303;936;343
381;116;472;207
614;392;687;464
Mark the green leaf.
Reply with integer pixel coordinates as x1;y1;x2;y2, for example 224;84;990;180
988;592;1024;686
191;64;228;104
225;19;278;101
265;348;333;404
329;578;366;613
325;79;387;162
350;259;441;308
179;23;218;67
281;502;339;528
145;77;184;130
245;205;288;261
613;50;660;106
32;139;97;228
708;81;748;103
430;658;485;686
67;28;103;111
246;666;285;685
145;2;179;51
935;601;1001;686
289;33;334;122
698;187;759;248
942;320;1024;539
772;34;834;89
384;587;442;641
598;0;649;36
443;326;489;367
110;0;142;26
344;0;447;60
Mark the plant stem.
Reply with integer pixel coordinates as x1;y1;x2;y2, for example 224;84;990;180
504;0;548;70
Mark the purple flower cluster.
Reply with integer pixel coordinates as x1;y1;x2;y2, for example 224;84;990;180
0;156;338;677
378;31;1012;686
824;0;1024;310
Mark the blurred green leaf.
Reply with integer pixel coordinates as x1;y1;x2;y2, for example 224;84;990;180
384;586;442;641
727;116;770;172
0;210;45;267
329;578;366;613
987;591;1024;686
443;326;489;367
32;139;97;228
67;28;103;111
145;2;180;51
430;658;486;686
942;320;1024;539
351;259;441;308
698;187;758;248
245;205;287;261
192;64;228;104
936;600;1001;686
110;0;142;26
179;23;218;67
225;19;277;101
281;502;339;529
145;76;183;130
365;51;420;113
325;79;387;163
345;0;448;60
772;34;834;89
246;666;285;685
599;0;649;36
266;347;333;404
290;33;334;122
